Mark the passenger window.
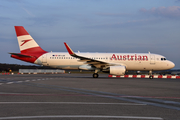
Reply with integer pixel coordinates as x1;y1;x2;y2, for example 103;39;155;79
161;58;166;61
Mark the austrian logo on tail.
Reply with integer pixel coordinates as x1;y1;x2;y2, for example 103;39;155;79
21;39;32;46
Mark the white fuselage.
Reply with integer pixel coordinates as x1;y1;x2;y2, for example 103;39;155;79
35;52;175;71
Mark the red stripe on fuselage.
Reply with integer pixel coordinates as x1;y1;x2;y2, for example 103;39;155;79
11;47;47;63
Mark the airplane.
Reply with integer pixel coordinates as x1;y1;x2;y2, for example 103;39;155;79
10;26;175;79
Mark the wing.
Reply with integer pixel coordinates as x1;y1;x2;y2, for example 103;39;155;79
64;42;122;69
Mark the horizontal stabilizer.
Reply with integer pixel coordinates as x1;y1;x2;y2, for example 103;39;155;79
9;53;32;58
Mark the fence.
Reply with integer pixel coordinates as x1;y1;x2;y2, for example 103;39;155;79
19;69;65;74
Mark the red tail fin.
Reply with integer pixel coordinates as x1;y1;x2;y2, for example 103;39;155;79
14;26;46;54
11;26;47;63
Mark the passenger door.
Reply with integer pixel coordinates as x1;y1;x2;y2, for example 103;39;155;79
150;55;155;64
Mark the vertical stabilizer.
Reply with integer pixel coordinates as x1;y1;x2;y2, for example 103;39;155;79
14;26;46;53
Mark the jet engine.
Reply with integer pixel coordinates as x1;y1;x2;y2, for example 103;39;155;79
79;65;95;70
110;66;126;75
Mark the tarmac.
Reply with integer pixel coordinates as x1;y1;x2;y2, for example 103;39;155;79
0;73;180;120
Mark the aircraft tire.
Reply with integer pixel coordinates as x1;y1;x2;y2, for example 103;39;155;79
93;73;99;78
149;75;153;79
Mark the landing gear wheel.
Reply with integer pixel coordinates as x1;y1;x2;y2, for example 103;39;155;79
149;75;153;79
93;73;99;78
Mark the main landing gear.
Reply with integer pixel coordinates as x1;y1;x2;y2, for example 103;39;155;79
93;73;99;78
93;69;100;78
149;70;153;79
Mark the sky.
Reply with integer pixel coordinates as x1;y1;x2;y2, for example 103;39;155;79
0;0;180;69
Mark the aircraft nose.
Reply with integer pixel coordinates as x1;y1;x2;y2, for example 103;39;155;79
168;61;175;69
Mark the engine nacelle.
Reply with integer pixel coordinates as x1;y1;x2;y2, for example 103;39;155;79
79;65;95;70
110;66;126;75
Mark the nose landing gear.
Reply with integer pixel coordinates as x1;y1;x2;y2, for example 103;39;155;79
149;70;153;79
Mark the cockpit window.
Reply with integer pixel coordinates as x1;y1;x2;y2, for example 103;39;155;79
161;58;166;61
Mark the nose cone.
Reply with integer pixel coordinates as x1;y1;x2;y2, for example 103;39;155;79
167;61;175;69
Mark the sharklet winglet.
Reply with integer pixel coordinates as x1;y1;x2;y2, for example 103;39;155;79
64;42;75;55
